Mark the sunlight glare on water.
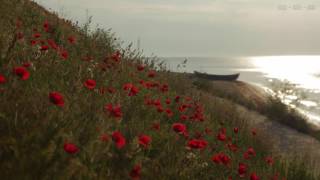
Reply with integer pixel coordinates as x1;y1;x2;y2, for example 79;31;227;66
249;56;320;90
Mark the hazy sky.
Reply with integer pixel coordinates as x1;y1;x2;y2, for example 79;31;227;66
34;0;320;57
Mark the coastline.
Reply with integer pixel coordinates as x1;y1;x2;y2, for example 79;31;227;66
204;79;320;169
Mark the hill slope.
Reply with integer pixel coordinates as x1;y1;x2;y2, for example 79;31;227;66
0;0;318;179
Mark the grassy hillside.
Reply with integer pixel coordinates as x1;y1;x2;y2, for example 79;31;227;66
0;0;318;179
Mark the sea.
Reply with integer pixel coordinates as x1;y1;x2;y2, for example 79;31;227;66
162;56;320;128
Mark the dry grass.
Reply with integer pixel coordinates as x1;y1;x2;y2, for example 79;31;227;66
0;0;318;179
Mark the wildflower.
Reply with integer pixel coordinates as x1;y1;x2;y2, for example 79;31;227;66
211;153;231;166
138;134;152;149
251;128;257;136
67;36;76;44
0;74;6;84
84;79;96;90
123;83;139;96
156;106;164;113
137;64;145;71
13;66;30;80
60;49;68;60
217;128;227;142
105;104;123;118
148;70;156;78
43;20;49;32
111;51;121;62
112;131;126;149
172;123;186;134
165;98;171;105
64;143;79;154
30;40;37;46
227;143;238;152
244;147;256;159
160;84;169;92
234;127;239;134
47;39;58;50
250;173;259;180
23;62;31;68
187;139;208;150
175;95;180;103
100;133;109;142
40;45;49;51
265;156;274;166
129;164;141;179
180;114;188;121
165;108;173;117
33;33;41;38
49;92;65;107
238;163;247;178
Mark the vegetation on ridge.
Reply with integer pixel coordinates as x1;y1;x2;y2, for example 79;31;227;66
0;0;318;179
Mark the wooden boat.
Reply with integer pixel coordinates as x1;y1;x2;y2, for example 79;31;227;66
193;71;239;81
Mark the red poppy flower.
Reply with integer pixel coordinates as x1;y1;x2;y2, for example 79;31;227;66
100;133;109;142
217;131;227;142
0;74;6;84
67;36;76;44
112;131;126;149
180;114;188;121
250;173;259;180
13;66;30;80
211;153;231;166
238;163;247;178
172;123;186;134
43;20;49;32
84;79;96;90
30;40;38;46
160;84;169;92
156;105;164;113
129;164;141;179
40;45;49;51
165;98;171;105
111;51;121;62
60;49;68;59
123;83;139;96
244;147;256;159
47;39;58;50
148;70;156;78
33;33;41;38
23;62;31;68
265;156;274;166
105;104;123;118
227;143;238;152
49;92;65;107
64;143;79;154
234;127;239;134
138;134;152;149
175;95;180;103
165;108;173;117
251;128;257;136
187;139;208;150
137;64;145;71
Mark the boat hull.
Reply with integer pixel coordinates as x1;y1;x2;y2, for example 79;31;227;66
194;71;239;81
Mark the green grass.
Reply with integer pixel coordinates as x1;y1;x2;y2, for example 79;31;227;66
0;0;318;179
